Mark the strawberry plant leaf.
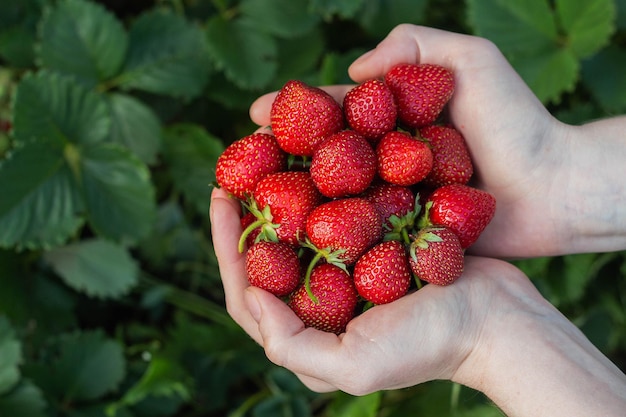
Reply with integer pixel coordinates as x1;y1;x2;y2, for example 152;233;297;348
26;330;126;402
107;93;162;165
38;0;128;87
239;0;320;38
0;141;84;250
80;143;156;243
357;0;428;39
555;0;615;59
326;391;382;417
467;0;579;103
205;15;277;90
162;124;224;215
582;45;626;113
309;0;366;19
12;71;111;146
43;238;139;299
0;317;21;395
0;381;47;417
0;0;42;67
274;29;325;85
118;9;210;99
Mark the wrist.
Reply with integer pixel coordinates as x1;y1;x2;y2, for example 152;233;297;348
452;261;626;416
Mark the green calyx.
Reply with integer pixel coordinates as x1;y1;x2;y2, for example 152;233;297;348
300;238;347;305
383;193;423;244
237;197;280;253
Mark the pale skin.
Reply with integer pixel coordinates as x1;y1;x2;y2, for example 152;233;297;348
210;24;626;417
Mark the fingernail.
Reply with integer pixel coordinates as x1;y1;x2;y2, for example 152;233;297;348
245;289;262;322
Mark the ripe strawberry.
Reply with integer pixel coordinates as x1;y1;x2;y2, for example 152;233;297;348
215;133;287;200
306;198;382;265
246;241;301;297
361;182;416;229
247;171;324;247
409;226;464;286
270;80;344;156
420;125;473;187
376;130;433;186
343;79;397;142
384;63;454;128
353;240;411;304
288;263;358;334
424;184;496;249
310;130;377;198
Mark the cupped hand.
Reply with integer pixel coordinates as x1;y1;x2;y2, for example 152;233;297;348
249;25;572;259
209;186;543;395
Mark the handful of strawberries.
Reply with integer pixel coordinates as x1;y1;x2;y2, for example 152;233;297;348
215;63;496;334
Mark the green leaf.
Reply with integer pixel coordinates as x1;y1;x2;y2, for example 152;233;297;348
107;93;162;165
309;0;366;19
555;0;615;59
326;391;382;417
12;71;111;146
582;45;626;113
43;238;139;299
0;0;42;67
239;0;320;38
80;143;156;243
274;29;325;84
110;355;191;413
618;0;626;29
357;0;428;39
511;47;578;104
206;15;277;90
467;0;558;55
162;124;224;215
0;141;84;250
0;381;47;417
0;317;21;395
29;330;126;402
38;0;128;87
119;9;210;99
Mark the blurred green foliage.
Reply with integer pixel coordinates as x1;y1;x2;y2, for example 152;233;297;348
0;0;624;416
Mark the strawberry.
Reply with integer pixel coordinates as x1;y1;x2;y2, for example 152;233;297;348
215;133;287;200
353;240;411;304
310;130;377;198
361;182;416;229
420;125;473;187
376;130;433;186
342;79;397;143
246;241;301;297
409;226;464;286
241;171;323;248
305;198;382;265
270;80;344;156
424;184;496;249
288;263;358;334
384;63;454;128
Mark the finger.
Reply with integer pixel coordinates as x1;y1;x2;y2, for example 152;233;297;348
249;85;355;127
209;188;263;343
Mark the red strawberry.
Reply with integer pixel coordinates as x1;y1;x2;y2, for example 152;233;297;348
376;130;433;186
384;63;454;128
246;241;301;297
424;184;496;249
353;240;411;304
310;130;377;198
215;133;287;200
361;182;416;229
420;125;473;187
306;198;382;265
288;263;358;334
244;171;323;247
270;80;344;156
409;226;464;286
343;79;397;143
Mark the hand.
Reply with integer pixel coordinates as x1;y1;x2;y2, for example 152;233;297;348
249;24;626;258
210;186;626;416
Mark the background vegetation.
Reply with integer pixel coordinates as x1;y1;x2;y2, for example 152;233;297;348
0;0;625;416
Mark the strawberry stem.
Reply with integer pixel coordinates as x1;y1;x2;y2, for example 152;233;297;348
303;251;325;304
